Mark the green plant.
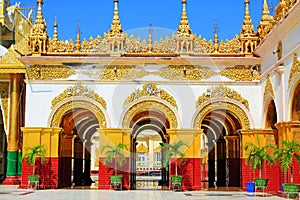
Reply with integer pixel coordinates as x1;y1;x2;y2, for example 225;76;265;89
273;140;300;184
101;143;128;176
161;140;187;176
244;134;275;178
22;145;47;175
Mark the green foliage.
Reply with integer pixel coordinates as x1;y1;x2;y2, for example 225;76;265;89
101;143;128;176
273;140;300;183
244;134;276;178
161;140;187;176
22;145;47;175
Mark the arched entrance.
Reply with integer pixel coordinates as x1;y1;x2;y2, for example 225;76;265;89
129;110;170;190
265;100;277;129
58;108;100;188
201;109;242;188
194;101;251;189
291;82;300;121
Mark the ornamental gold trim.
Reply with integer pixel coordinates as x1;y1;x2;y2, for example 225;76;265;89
50;100;107;128
196;85;249;110
159;65;217;81
124;83;178;109
264;75;275;101
122;100;178;129
288;53;300;88
0;82;9;130
220;65;260;81
0;47;25;69
26;65;75;80
194;101;250;130
51;84;107;110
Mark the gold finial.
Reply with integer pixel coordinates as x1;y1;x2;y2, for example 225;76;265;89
75;18;81;52
108;0;123;37
148;18;153;53
257;0;274;40
36;0;44;23
53;16;58;41
241;0;254;36
177;0;191;35
213;19;219;53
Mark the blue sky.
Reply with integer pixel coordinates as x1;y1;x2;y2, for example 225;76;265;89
11;0;279;41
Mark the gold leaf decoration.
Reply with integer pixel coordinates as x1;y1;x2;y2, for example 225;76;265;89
288;53;300;88
124;83;178;109
122;100;178;129
137;143;149;153
194;101;250;130
264;75;275;101
51;84;107;110
159;65;217;80
220;65;260;81
26;65;75;80
196;85;249;110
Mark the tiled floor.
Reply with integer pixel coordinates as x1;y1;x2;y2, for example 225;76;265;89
0;185;288;200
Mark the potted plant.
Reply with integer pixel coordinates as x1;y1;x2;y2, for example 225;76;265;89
22;145;47;187
273;140;300;199
101;143;127;189
161;140;187;191
244;134;275;191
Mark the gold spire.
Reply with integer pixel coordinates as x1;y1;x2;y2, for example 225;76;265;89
257;0;274;40
75;19;81;52
213;19;219;53
241;0;254;36
29;0;48;54
53;17;58;41
177;0;191;36
108;0;123;37
148;19;153;53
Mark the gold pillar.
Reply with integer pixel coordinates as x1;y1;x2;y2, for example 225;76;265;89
275;121;300;145
8;74;22;152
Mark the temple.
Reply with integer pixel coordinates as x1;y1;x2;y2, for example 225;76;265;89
0;0;299;192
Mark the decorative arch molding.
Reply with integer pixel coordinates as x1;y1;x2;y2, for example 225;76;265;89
48;96;109;128
123;83;178;109
288;53;300;89
121;98;180;129
196;85;249;110
289;77;300;121
193;99;252;130
263;75;275;102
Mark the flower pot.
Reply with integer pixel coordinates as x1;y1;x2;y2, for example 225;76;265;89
254;178;268;190
171;176;183;186
283;184;300;199
28;175;40;186
110;175;123;186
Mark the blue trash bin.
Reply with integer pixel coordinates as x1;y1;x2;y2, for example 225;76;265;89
246;182;255;194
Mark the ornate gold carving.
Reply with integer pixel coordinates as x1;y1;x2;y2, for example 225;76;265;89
51;84;107;110
122;100;178;129
29;0;48;55
196;85;249;110
50;100;107;128
26;65;75;80
274;0;296;22
264;75;275;101
0;82;9;130
125;35;147;53
137;143;148;153
257;0;274;42
220;65;260;81
124;83;178;109
288;53;300;88
0;47;25;69
194;102;250;130
159;65;217;80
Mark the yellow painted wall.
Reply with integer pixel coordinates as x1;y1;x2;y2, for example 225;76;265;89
21;127;62;157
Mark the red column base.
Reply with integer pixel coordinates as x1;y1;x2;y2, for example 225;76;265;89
2;176;20;185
